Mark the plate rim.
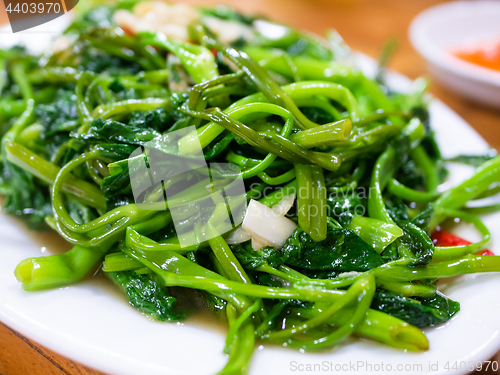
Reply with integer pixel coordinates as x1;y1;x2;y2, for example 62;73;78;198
0;13;499;375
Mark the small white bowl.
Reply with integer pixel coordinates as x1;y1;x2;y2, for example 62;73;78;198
409;1;500;109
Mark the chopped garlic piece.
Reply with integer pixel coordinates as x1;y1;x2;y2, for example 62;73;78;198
272;194;295;216
251;238;266;252
242;198;297;251
51;35;72;53
113;3;201;42
202;16;255;44
225;226;252;245
113;2;257;44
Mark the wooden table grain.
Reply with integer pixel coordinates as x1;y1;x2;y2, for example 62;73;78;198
1;0;500;374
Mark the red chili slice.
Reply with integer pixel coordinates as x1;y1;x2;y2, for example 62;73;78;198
478;250;495;256
431;231;494;255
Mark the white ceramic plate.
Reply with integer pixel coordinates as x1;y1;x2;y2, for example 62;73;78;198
409;1;500;109
1;13;500;375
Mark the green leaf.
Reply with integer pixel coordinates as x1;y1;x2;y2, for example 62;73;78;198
371;291;460;328
76;118;161;146
280;228;383;272
448;150;498;168
107;270;184;321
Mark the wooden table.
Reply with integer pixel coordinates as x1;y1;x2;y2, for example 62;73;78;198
1;0;500;374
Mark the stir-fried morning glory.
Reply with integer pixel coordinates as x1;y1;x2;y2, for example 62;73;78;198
2;1;500;374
